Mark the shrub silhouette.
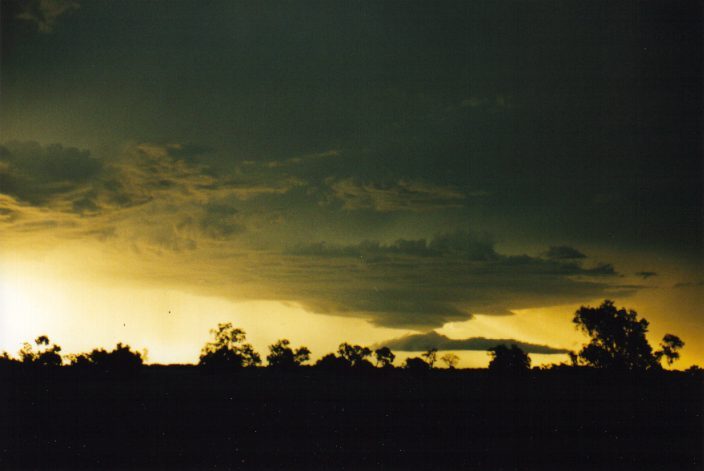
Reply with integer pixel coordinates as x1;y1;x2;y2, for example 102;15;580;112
199;323;261;368
572;300;683;370
374;346;395;368
488;344;531;373
19;335;63;367
0;351;19;367
404;356;430;371
266;339;311;368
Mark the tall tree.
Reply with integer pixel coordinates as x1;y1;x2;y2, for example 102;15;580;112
572;300;681;370
421;347;438;368
199;323;261;368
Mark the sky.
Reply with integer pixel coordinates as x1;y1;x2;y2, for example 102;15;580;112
0;0;701;367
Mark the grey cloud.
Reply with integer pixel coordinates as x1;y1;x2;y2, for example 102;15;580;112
377;331;569;354
673;281;704;289
0;140;303;217
0;142;280;251
326;178;469;212
244;150;339;169
544;246;587;260
16;0;79;33
636;271;657;279
288;231;498;261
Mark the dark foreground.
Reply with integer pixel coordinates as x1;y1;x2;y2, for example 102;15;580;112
1;367;701;470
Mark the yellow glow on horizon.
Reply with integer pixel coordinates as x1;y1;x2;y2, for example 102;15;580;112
1;253;700;369
0;258;413;365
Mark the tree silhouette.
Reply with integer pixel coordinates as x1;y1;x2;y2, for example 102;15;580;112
572;300;682;370
374;346;395;368
199;323;261;368
314;353;350;370
654;334;685;367
440;353;460;369
0;351;18;367
19;335;62;366
421;347;438;368
337;343;373;368
68;343;145;370
266;339;311;368
487;344;531;373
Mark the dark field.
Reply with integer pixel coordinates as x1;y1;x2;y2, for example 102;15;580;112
1;367;701;470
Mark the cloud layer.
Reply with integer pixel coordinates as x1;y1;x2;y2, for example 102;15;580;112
0;141;637;330
377;331;569;354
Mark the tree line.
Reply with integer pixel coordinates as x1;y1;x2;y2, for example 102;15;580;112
1;300;695;373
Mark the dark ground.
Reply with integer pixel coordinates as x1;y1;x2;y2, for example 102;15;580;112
1;366;701;470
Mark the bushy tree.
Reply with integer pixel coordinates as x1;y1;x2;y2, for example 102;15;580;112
572;300;683;370
199;323;261;368
19;335;63;367
266;339;311;368
374;346;395;368
487;344;531;373
440;353;460;369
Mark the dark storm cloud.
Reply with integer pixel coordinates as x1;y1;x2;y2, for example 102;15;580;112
0;1;699;331
2;0;700;256
544;246;587;260
0;141;102;205
378;331;569;354
275;231;630;329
